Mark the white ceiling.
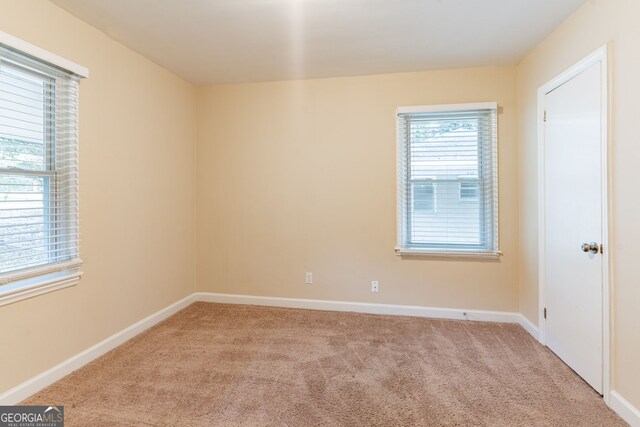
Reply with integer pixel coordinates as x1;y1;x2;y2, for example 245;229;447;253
49;0;586;85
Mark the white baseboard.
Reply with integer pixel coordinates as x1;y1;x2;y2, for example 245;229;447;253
0;293;197;405
611;391;640;427
517;313;540;342
194;292;521;323
0;291;550;406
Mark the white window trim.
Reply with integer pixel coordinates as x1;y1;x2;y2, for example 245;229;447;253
395;102;501;259
0;33;87;306
397;102;497;114
0;31;89;78
0;260;83;307
394;248;502;259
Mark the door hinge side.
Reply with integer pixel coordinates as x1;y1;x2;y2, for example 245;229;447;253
544;111;547;122
544;307;547;319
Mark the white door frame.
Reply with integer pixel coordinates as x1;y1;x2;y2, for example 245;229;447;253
537;45;610;403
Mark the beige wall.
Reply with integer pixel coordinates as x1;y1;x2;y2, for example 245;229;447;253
196;67;519;312
0;0;196;393
517;0;640;408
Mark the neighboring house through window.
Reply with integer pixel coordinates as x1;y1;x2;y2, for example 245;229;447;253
459;181;480;201
396;102;499;257
412;182;435;213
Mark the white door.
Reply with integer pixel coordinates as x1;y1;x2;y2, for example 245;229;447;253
544;60;604;394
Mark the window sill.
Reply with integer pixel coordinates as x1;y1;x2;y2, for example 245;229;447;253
395;248;502;260
0;260;84;307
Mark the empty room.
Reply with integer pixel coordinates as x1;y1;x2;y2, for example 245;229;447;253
0;0;639;425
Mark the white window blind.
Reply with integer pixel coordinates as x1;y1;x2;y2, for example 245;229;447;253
0;44;82;286
396;103;499;257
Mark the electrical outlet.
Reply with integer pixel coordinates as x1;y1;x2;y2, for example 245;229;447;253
371;280;379;293
305;272;313;284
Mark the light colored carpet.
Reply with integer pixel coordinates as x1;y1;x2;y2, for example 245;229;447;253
23;302;625;426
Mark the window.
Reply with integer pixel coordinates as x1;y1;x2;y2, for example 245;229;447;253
412;183;435;213
396;103;499;257
459;182;480;201
0;39;84;304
